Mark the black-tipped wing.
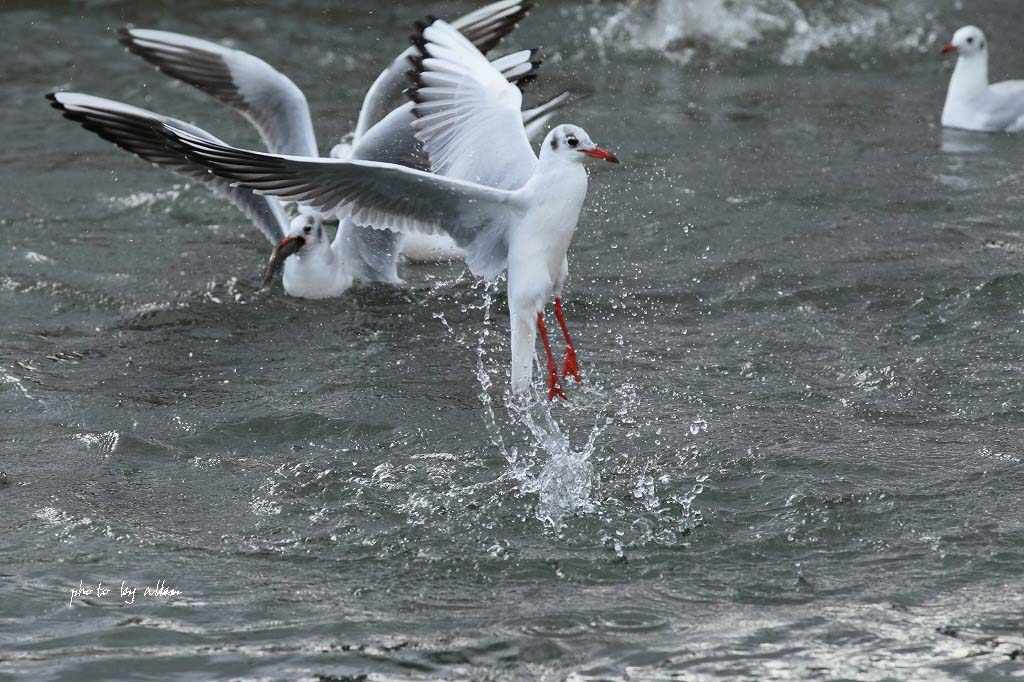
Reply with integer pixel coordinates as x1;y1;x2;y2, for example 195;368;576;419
353;0;534;140
48;92;287;243
409;19;538;189
163;124;519;280
119;28;317;158
485;48;543;89
347;51;556;173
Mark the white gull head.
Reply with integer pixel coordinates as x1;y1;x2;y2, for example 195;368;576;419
540;125;620;166
944;26;987;58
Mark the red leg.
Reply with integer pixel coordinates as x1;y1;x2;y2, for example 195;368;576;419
537;312;566;401
554;298;581;382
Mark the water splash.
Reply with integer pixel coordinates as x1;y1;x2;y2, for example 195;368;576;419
427;281;708;540
595;0;792;62
592;0;947;66
1;369;34;400
72;430;120;454
107;185;185;210
504;398;603;529
466;285;619;530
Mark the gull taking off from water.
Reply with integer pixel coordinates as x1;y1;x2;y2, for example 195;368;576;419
941;26;1024;133
161;19;619;399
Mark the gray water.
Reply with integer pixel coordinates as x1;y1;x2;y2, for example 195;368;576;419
3;1;1024;680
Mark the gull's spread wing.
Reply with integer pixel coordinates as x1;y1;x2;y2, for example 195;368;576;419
49;92;287;243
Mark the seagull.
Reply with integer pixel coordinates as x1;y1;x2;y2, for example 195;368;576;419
116;1;536;264
49;2;572;297
941;26;1024;133
160;19;619;399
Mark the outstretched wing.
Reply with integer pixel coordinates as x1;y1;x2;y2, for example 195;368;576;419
347;53;558;172
48;92;287;243
353;0;534;140
162;124;519;279
119;28;317;158
409;19;538;190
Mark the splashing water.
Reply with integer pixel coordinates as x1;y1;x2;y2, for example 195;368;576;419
431;279;706;538
592;0;948;66
464;283;615;529
504;399;603;529
595;0;791;60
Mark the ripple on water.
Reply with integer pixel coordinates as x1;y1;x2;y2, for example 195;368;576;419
519;612;594;639
593;608;671;634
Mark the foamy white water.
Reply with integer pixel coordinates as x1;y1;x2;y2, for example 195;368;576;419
593;0;948;65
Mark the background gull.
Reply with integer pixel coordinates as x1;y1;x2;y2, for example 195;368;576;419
941;25;1024;132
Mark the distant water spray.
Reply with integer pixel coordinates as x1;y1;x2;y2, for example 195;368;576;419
595;0;791;61
592;0;947;65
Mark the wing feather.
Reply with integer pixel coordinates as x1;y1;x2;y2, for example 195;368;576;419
161;122;519;279
119;28;317;158
408;20;538;190
48;92;287;243
353;0;534;140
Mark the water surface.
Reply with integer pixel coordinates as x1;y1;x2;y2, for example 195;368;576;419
2;1;1024;680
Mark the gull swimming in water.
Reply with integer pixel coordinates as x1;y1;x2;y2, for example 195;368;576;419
941;25;1024;133
160;19;619;398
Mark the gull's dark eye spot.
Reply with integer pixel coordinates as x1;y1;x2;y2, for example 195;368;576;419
303;225;312;234
567;136;579;148
967;36;974;44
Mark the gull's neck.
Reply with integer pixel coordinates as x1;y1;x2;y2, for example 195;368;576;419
943;51;991;129
535;147;585;178
284;241;335;277
949;52;989;98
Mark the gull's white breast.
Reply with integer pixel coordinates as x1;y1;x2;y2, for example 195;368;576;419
283;251;353;299
506;164;589;313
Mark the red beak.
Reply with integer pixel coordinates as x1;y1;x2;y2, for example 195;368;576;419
582;146;620;164
942;43;957;54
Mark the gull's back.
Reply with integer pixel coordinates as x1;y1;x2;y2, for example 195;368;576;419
984;79;1024;131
